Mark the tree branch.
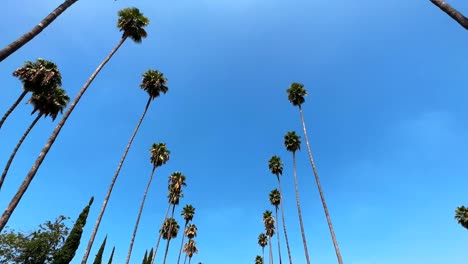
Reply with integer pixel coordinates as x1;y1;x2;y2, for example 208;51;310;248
430;0;468;30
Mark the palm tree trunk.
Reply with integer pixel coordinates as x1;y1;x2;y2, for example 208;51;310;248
262;247;265;263
184;253;188;264
0;90;28;129
0;114;42;190
162;239;172;264
292;151;310;264
269;237;273;264
277;179;293;264
430;0;468;30
298;106;343;264
82;95;151;264
150;203;172;264
188;257;192;264
176;222;188;264
0;36;127;233
0;0;78;62
275;208;282;264
125;166;157;264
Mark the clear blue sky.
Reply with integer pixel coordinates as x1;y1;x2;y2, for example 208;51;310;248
1;0;468;263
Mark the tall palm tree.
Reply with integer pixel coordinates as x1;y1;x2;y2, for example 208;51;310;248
161;217;180;264
183;224;198;264
263;210;275;264
125;143;170;264
182;239;198;264
287;82;343;264
258;233;268;262
0;86;69;190
0;7;150;233
268;155;292;264
284;131;310;264
1;58;62;129
269;189;282;264
87;69;168;264
255;255;264;264
455;206;468;230
0;0;79;62
177;205;196;264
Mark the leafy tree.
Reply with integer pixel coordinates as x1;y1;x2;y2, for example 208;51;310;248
0;7;150;237
269;189;282;264
287;82;343;264
263;210;275;264
257;233;268;261
177;204;196;264
0;216;69;263
161;217;180;264
93;236;107;264
0;0;79;62
455;206;468;229
268;155;292;264
52;197;94;264
126;143;170;264
284;131;310;264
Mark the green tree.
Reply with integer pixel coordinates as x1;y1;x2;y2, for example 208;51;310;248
182;239;198;264
1;58;62;129
0;216;69;263
177;204;196;264
142;250;148;264
0;7;150;235
268;155;292;264
93;236;107;264
455;206;468;229
0;0;79;62
0;86;69;191
147;248;154;264
125;143;170;264
255;255;264;264
257;233;268;262
287;83;343;264
269;189;282;264
284;131;310;264
107;246;115;264
53;197;94;264
263;210;275;264
182;224;198;264
161;217;180;264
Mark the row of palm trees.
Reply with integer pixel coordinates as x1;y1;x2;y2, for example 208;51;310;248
254;83;344;264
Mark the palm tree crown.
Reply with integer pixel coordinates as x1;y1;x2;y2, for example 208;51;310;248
258;233;268;248
263;210;275;237
455;206;468;229
268;155;283;178
117;7;149;43
169;172;187;191
140;70;169;99
185;224;198;239
286;82;307;106
269;189;281;210
181;204;196;223
28;87;69;121
150;143;170;168
13;58;62;93
255;255;264;264
160;217;180;240
183;239;198;258
284;131;301;153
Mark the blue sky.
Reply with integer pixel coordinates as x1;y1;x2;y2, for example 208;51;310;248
1;0;468;263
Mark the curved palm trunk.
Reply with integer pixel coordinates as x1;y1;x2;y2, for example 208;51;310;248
274;208;282;264
125;166;157;264
0;36;127;233
298;106;343;264
292;151;310;264
82;96;152;264
269;237;273;264
0;114;42;190
277;179;293;264
162;238;172;264
176;222;188;264
0;0;78;62
0;90;28;129
430;0;468;30
150;203;172;264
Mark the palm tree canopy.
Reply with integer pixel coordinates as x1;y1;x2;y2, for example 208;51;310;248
150;143;170;168
140;70;169;99
257;233;268;248
13;58;62;93
286;82;307;106
268;155;283;177
168;188;183;206
185;223;198;239
160;217;180;240
269;189;281;209
181;204;196;223
183;239;198;258
284;131;301;153
117;7;149;43
255;255;263;264
262;210;275;237
455;206;468;229
28;86;69;121
169;171;187;191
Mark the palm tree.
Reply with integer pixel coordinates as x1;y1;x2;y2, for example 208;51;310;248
263;210;275;264
183;224;198;264
177;205;196;264
258;233;268;261
269;189;282;264
125;143;170;264
182;239;198;264
455;206;468;230
268;155;292;264
0;0;79;62
160;217;180;264
0;7;150;233
287;82;343;264
1;58;62;129
255;255;264;264
284;131;310;264
0;86;69;190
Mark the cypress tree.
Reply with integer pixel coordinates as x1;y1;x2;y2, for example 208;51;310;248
142;250;148;264
93;236;107;264
53;197;94;264
107;246;115;264
147;248;154;264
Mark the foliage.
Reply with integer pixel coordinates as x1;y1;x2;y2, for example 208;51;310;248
286;82;307;106
28;86;69;121
269;189;281;209
268;155;283;177
160;218;180;240
185;224;198;239
262;210;275;237
117;7;149;42
181;204;196;223
107;246;115;264
455;206;468;229
257;233;267;248
93;236;107;264
255;255;263;264
183;239;198;259
150;143;170;168
284;131;301;152
13;58;62;94
141;70;169;100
